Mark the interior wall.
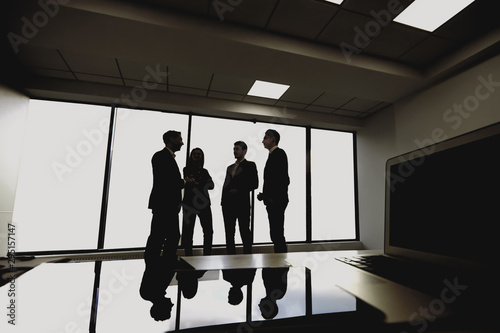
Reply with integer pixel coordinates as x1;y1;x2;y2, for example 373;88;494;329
356;104;396;250
0;84;29;256
357;54;500;250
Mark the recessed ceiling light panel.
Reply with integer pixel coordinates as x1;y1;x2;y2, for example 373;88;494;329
247;80;290;99
394;0;475;32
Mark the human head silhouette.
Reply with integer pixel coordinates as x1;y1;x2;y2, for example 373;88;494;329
150;297;174;321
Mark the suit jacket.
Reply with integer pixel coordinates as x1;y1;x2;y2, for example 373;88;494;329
262;147;289;206
148;148;185;212
182;166;214;207
221;159;258;208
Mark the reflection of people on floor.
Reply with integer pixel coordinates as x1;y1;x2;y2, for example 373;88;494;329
139;261;176;321
222;268;257;305
176;270;207;299
258;267;289;319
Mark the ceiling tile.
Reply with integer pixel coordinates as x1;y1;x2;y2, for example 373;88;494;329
341;0;414;17
147;0;210;15
209;74;254;95
117;59;168;85
75;73;123;85
363;23;429;59
341;97;383;112
29;68;76;80
366;101;391;113
243;95;277;106
275;100;308;110
316;9;374;46
15;46;68;71
168;65;212;90
123;79;167;92
169;85;207;96
333;109;362;117
305;105;335;113
207;91;244;102
60;50;121;77
208;0;279;28
433;0;497;42
357;112;371;118
280;87;322;105
398;35;456;68
267;0;338;39
312;92;353;108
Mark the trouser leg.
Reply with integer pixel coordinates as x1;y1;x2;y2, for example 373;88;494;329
199;208;213;255
237;211;252;254
145;210;180;266
223;207;237;255
266;204;287;253
181;205;197;256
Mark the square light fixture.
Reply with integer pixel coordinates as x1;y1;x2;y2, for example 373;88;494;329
394;0;475;32
323;0;344;4
247;80;290;99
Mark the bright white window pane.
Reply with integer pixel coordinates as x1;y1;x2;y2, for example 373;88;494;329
311;129;356;240
13;100;110;252
104;109;189;249
189;117;258;247
190;117;306;246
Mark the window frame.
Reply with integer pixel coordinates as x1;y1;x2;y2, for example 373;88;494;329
13;101;359;255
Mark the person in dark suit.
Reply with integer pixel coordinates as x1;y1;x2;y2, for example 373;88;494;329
145;130;191;267
181;148;214;256
221;141;258;254
257;129;290;253
142;130;191;320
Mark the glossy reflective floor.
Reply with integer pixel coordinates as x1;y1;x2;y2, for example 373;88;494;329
1;250;393;332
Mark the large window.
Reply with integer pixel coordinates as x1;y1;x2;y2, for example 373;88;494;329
13;101;357;253
311;129;356;240
189;117;306;246
104;109;189;249
13;100;110;252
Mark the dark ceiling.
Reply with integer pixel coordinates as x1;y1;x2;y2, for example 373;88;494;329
2;0;499;126
138;0;496;69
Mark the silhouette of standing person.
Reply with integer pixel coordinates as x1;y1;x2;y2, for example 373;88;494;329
145;130;189;264
181;148;214;256
257;130;290;253
221;141;258;254
142;130;191;320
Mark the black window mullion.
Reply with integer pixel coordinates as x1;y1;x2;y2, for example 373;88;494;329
97;106;117;249
306;126;312;243
185;113;193;165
